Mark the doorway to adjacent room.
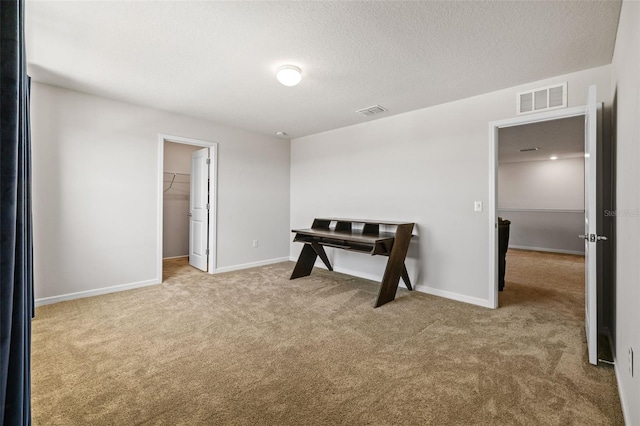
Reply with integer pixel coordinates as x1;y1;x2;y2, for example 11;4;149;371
489;86;606;365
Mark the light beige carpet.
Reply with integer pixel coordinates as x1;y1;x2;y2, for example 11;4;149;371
32;251;623;425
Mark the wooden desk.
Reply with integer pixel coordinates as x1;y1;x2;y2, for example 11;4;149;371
290;218;415;307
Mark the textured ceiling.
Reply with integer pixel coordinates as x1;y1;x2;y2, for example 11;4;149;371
25;1;621;139
499;115;585;163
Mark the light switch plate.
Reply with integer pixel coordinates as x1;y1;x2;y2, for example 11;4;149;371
474;201;483;212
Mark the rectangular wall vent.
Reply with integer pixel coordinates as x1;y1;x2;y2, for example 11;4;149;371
517;82;567;115
356;105;388;116
518;147;540;152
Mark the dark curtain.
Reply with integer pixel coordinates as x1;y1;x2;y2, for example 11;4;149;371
1;0;34;424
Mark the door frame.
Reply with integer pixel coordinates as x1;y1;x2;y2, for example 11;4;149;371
487;106;587;309
157;134;218;279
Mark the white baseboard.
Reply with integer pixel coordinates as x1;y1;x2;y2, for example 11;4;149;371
163;255;188;260
607;329;631;425
35;257;291;306
35;278;160;307
289;257;492;309
509;245;585;256
290;257;409;289
417;285;493;308
215;257;290;274
319;263;390;285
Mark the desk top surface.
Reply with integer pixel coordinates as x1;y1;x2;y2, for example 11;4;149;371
292;228;396;244
315;218;414;226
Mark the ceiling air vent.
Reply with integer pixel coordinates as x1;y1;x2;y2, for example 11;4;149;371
517;82;567;115
356;105;388;116
518;147;540;152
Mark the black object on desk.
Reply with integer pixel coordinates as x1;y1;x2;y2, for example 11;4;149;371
290;218;415;308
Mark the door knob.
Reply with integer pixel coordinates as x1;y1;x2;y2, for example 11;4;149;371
188;212;192;217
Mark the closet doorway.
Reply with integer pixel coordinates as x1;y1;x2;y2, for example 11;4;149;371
157;134;218;278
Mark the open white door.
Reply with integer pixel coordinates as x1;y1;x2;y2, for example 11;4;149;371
189;147;210;271
583;84;605;365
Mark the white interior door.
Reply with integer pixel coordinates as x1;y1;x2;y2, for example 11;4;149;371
583;84;602;365
189;147;209;271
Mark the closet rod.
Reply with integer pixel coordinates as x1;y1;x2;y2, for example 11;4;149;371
164;170;190;193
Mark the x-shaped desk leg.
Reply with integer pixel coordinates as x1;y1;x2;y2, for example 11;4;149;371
290;243;333;279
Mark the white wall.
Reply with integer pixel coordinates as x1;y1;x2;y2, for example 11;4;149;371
610;0;640;423
291;65;611;307
498;158;584;253
498;158;584;210
31;83;291;301
163;142;200;258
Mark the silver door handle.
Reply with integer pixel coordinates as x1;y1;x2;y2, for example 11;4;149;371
579;234;608;242
188;212;192;217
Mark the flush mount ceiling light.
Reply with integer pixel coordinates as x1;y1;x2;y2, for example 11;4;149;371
550;156;558;160
276;65;302;87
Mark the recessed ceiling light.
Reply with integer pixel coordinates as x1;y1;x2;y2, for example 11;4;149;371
550;156;558;160
276;65;302;87
276;131;288;137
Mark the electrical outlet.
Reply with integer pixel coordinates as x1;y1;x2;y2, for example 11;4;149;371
253;239;259;248
629;347;634;377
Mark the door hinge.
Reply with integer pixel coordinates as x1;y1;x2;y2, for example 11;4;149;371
206;248;209;255
206;203;210;210
206;158;211;165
